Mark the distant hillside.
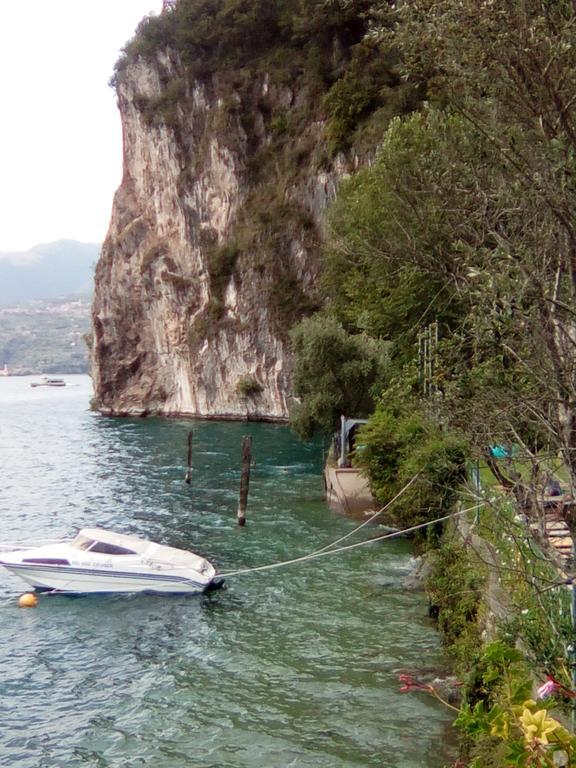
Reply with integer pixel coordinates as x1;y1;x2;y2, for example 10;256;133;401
0;240;99;307
0;298;91;374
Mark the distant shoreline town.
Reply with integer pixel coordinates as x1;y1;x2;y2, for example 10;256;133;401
0;297;91;376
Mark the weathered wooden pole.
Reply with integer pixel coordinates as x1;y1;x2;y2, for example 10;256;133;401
185;430;193;484
237;435;252;526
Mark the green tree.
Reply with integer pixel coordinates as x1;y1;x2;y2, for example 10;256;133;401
381;0;576;493
289;315;388;438
324;108;478;359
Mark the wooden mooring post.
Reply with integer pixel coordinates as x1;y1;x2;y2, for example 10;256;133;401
237;435;252;526
185;430;193;484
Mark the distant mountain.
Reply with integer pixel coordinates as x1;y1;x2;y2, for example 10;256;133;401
0;240;100;307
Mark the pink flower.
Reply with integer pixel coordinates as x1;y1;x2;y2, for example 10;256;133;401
537;678;557;699
538;675;576;700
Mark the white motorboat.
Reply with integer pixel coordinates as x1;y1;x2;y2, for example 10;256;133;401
0;528;224;595
30;376;67;388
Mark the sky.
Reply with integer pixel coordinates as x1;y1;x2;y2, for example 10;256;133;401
0;0;164;253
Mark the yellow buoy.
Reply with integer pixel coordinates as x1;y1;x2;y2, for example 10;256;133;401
18;593;39;608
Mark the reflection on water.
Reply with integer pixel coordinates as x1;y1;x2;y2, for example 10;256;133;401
0;376;454;767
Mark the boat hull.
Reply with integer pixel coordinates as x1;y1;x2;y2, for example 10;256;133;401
1;562;221;595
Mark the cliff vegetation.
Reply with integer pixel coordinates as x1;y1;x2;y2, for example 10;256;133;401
113;0;419;330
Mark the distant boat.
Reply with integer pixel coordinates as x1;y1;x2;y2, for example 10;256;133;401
0;364;9;377
30;376;67;388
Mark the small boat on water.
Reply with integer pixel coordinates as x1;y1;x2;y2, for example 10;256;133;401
30;376;67;388
0;528;224;595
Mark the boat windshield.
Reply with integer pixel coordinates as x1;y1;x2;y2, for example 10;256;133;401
71;534;136;556
72;534;96;550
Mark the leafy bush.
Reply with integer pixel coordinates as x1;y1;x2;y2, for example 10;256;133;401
322;42;404;153
323;66;379;152
323;109;474;357
427;536;485;665
269;112;288;136
355;403;469;526
114;0;377;86
235;375;263;397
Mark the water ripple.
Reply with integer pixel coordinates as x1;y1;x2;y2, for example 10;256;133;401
0;376;454;767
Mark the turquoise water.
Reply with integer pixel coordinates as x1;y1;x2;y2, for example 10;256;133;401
0;376;454;767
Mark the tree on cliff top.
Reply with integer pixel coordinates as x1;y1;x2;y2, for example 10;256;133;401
114;0;381;83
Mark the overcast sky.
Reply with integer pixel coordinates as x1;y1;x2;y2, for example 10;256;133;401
0;0;163;253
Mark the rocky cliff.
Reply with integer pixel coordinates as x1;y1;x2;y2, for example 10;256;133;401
91;1;406;419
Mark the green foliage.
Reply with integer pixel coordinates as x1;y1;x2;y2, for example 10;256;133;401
323;40;415;153
453;641;576;768
141;78;188;128
235;375;264;397
475;499;573;673
324;108;478;357
225;194;321;335
110;0;422;360
266;268;319;333
355;404;469;526
455;641;532;736
323;51;383;152
322;57;576;479
427;536;485;666
206;242;240;301
268;111;288;136
114;0;379;86
289;315;388;438
418;516;576;766
113;0;414;164
375;0;576;487
426;497;576;765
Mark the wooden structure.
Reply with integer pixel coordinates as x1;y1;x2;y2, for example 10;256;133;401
237;435;252;526
535;497;575;566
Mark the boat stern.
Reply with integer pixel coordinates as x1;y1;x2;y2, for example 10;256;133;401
206;575;225;591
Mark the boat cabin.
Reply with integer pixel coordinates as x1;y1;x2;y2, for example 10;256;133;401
72;528;211;572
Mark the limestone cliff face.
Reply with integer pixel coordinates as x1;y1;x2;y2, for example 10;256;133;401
92;46;351;419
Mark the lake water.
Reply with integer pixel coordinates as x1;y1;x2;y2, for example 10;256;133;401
0;375;454;767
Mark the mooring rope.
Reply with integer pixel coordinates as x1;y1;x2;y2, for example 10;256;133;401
219;502;485;578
